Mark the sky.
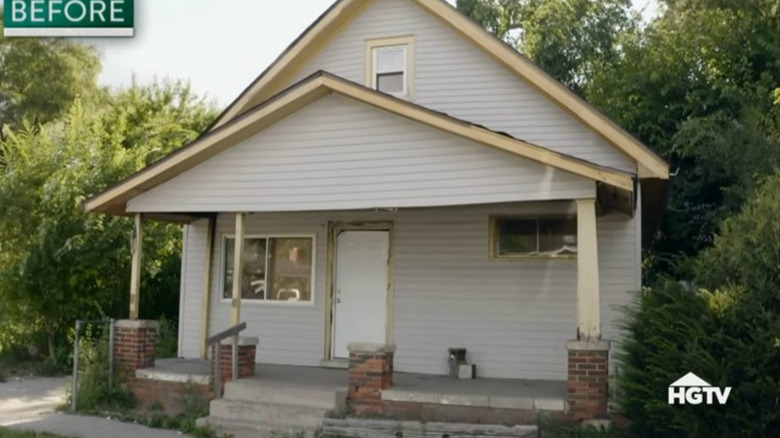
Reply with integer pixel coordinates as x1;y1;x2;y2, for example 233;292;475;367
86;0;659;107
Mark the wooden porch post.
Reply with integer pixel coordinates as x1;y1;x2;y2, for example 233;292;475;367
199;217;216;358
231;213;245;326
576;198;600;339
129;213;143;320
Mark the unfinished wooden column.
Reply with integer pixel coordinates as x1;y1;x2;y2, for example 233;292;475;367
129;213;143;320
231;213;245;326
568;198;609;421
575;198;600;339
199;218;216;359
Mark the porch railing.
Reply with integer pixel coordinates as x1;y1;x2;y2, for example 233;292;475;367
206;321;247;398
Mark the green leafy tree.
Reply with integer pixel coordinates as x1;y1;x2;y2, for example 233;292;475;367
456;0;524;43
0;80;216;356
587;0;780;277
457;0;638;93
0;11;103;140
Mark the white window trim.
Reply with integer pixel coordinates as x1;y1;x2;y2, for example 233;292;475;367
219;233;317;306
365;35;415;99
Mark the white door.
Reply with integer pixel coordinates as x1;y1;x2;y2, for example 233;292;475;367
332;230;390;359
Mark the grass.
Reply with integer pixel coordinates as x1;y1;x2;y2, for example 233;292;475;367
73;379;230;438
0;428;74;438
0;355;45;379
99;409;231;438
538;418;629;438
0;348;71;379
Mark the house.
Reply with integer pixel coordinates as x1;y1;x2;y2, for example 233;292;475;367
85;0;669;430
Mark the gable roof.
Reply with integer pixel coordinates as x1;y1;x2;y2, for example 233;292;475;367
84;72;635;216
204;0;669;180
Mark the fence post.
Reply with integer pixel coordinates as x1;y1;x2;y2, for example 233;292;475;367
71;320;81;412
108;319;115;390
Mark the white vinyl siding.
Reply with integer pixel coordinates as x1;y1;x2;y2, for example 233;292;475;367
178;220;209;359
289;0;634;172
599;186;643;373
176;203;640;380
127;94;595;213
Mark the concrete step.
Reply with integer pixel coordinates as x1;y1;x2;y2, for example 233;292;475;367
208;398;330;428
223;379;344;410
197;416;322;438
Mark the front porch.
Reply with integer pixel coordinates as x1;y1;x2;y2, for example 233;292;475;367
138;358;568;425
113;200;618;426
144;359;567;405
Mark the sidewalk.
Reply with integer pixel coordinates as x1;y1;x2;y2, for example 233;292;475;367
0;376;189;438
7;413;188;438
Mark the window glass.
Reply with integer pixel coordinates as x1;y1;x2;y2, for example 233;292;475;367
539;219;578;256
374;45;406;94
223;236;314;302
267;238;314;302
375;46;405;73
493;217;577;258
496;219;537;255
223;238;267;300
376;73;404;94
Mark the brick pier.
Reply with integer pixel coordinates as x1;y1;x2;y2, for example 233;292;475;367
567;339;610;421
347;343;396;415
113;319;158;379
210;336;258;388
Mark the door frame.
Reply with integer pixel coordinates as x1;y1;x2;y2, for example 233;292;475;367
324;221;395;360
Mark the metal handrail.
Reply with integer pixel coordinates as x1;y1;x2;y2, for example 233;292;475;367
206;321;247;397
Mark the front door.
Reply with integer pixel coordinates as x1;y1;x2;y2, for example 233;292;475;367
332;230;390;359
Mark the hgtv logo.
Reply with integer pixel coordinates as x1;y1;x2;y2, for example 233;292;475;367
3;0;134;37
668;372;732;405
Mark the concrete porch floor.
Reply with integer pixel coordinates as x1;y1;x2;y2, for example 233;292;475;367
145;359;566;410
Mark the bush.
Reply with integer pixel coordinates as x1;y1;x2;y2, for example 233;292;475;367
155;316;178;359
618;173;780;437
538;417;627;437
695;171;780;299
618;281;780;438
66;324;135;412
105;383;227;438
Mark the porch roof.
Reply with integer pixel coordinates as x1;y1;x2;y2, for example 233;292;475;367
83;72;635;223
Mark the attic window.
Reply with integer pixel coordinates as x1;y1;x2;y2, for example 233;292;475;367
366;36;415;98
374;46;406;94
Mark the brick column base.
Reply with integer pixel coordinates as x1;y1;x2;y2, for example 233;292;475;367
210;336;258;385
114;320;158;382
347;343;395;415
567;339;610;421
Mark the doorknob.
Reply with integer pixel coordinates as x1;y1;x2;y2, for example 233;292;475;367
336;298;342;304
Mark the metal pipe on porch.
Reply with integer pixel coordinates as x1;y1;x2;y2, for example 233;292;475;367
129;213;143;320
576;198;601;339
231;213;245;326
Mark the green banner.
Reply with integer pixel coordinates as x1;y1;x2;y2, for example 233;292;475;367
4;0;134;36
